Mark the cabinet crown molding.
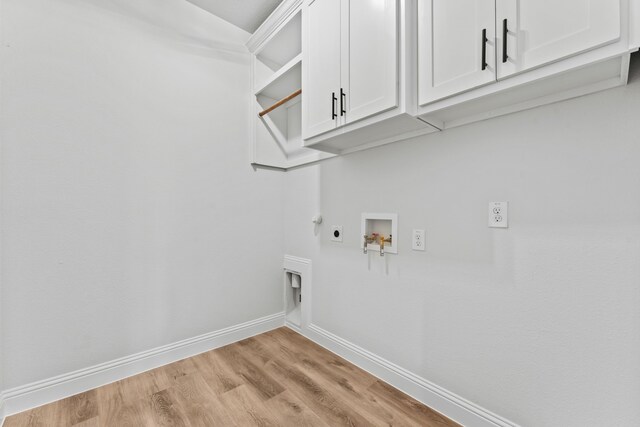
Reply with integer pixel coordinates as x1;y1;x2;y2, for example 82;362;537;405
246;0;303;52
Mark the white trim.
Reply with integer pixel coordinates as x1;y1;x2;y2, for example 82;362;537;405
337;125;438;155
1;313;285;418
298;324;521;427
620;53;631;84
0;393;6;427
246;0;303;53
630;0;640;49
443;76;627;130
283;254;312;266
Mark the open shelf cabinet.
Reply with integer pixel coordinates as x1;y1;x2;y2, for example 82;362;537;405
255;54;302;99
247;0;334;170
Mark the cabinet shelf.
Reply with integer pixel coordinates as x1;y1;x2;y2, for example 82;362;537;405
247;0;334;170
256;10;302;70
253;7;302;91
255;53;302;100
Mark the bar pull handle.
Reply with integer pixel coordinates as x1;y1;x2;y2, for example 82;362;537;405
502;19;509;63
482;29;488;70
363;235;369;254
331;92;337;120
340;88;346;116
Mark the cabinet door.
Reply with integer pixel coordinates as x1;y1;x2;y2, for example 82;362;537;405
497;0;621;79
418;0;496;105
342;0;398;124
303;0;342;139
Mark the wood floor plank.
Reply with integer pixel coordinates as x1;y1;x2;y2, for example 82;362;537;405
294;358;412;427
160;357;199;383
368;380;462;427
113;368;172;404
65;390;99;426
253;331;414;426
263;390;330;427
260;328;378;390
72;417;100;427
95;381;155;427
238;335;377;425
238;338;382;426
264;358;373;426
5;328;460;427
190;350;243;395
216;343;285;401
274;328;373;381
97;398;155;427
219;385;281;426
74;417;100;427
148;389;190;426
167;373;235;426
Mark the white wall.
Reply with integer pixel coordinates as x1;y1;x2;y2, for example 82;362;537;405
2;1;639;425
285;54;640;427
0;0;284;389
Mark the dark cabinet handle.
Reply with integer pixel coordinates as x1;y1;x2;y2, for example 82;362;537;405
340;88;346;116
482;29;488;70
502;19;508;63
331;92;337;120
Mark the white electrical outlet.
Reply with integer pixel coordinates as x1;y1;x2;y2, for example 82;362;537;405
412;229;426;251
331;225;343;242
489;202;508;228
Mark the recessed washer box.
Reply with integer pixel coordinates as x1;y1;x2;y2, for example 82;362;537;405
361;213;398;254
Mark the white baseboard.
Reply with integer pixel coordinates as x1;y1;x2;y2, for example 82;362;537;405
1;311;518;426
299;324;520;427
1;392;6;427
1;312;285;418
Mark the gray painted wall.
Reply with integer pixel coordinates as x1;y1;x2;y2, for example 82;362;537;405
284;54;640;427
0;0;285;388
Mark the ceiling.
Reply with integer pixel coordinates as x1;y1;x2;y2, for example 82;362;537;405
186;0;284;33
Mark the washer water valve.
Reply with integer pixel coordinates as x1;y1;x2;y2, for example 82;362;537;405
363;233;392;256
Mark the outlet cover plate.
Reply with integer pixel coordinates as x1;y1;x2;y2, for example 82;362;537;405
489;202;508;228
412;229;426;251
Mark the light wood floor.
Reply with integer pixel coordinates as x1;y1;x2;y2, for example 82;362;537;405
5;327;460;426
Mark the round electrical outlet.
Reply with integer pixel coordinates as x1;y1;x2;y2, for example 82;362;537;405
331;226;343;242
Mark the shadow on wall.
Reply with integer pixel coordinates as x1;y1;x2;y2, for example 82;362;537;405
60;0;249;61
629;50;640;82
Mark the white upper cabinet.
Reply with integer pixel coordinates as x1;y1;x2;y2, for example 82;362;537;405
249;0;637;165
496;0;621;78
418;0;496;105
417;0;635;131
303;0;437;154
343;0;398;123
304;0;399;139
303;0;342;139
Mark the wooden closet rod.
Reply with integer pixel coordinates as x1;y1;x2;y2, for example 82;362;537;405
258;89;302;117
